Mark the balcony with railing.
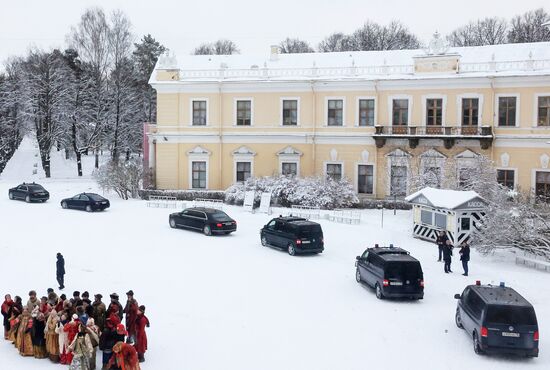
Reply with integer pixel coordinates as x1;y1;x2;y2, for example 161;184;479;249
373;125;493;149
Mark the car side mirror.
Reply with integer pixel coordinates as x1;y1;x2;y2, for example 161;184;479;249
356;256;360;261
454;294;461;300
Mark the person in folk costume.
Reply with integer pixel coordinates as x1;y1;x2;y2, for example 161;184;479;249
39;296;52;316
135;305;149;363
68;324;93;370
47;288;59;307
92;294;106;332
16;307;34;356
107;341;141;370
1;294;14;339
26;290;39;312
101;323;127;369
45;308;60;362
56;313;71;364
55;294;67;313
63;314;80;364
7;296;23;343
108;293;124;321
31;312;48;358
85;318;100;370
82;291;92;307
123;290;138;344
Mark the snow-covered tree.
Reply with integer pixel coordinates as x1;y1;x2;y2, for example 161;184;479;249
94;157;143;199
279;38;314;53
508;8;550;43
447;17;508;46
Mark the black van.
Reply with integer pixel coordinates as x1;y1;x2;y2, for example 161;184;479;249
454;282;539;357
260;216;324;256
355;246;424;300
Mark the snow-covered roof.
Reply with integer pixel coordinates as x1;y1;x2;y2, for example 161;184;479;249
405;187;487;210
151;42;550;84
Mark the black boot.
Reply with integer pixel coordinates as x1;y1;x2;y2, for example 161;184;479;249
138;353;145;363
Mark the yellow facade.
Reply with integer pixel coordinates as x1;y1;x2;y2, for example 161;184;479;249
149;43;550;200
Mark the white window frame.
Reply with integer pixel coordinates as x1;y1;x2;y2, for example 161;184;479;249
280;97;301;126
421;94;447;127
325;97;346;127
189;98;209;126
356;96;377;127
531;169;550;198
280;161;300;176
324;161;344;180
496;167;518;190
188;159;209;190
234;98;254;126
495;93;520;128
234;160;253;183
355;163;376;196
533;93;550;128
456;93;484;126
387;95;413;126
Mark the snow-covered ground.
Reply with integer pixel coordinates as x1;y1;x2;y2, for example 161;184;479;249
1;138;549;370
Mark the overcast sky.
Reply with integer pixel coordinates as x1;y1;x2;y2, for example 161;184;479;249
0;0;548;64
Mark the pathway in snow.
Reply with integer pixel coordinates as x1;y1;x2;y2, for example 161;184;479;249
0;136;44;180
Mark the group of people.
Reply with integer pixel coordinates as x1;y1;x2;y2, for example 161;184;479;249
436;231;471;275
1;288;149;370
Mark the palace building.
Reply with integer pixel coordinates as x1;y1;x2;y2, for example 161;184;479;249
146;34;550;200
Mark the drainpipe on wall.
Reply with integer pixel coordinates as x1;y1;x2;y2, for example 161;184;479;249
311;81;317;176
218;82;223;190
374;80;380;198
489;76;495;161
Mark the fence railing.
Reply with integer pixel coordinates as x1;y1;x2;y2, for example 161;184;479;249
146;195;178;209
374;125;493;137
289;205;321;220
193;198;224;210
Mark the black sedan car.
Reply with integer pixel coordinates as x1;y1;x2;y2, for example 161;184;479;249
169;207;237;236
8;182;49;202
61;193;110;212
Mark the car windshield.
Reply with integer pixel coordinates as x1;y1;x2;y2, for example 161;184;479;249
486;305;537;326
385;262;422;280
28;185;45;192
87;194;106;201
297;224;322;237
210;212;231;221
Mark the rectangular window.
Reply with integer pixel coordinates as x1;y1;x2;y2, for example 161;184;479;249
236;161;251;182
461;98;479;126
390;165;407;196
358;99;375;126
426;98;442;126
421;210;433;225
461;217;471;231
327;99;344;126
236;100;252;126
281;162;297;176
538;96;550;127
435;213;447;229
498;97;516;127
191;161;207;189
282;100;298;126
326;163;342;181
192;100;207;126
497;169;515;189
392;99;409;126
357;165;374;194
536;171;550;202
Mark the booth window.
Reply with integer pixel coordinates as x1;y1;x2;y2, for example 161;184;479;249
421;210;433;225
461;217;471;231
435;213;447;229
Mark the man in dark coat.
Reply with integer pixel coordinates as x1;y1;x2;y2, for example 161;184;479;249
108;293;124;321
92;294;106;332
1;294;14;339
443;240;453;273
436;231;448;262
459;240;471;276
56;253;65;290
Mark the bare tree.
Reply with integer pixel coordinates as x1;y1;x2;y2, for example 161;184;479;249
318;32;355;52
448;17;508;46
508;8;550;43
192;39;240;55
351;20;420;51
279;38;314;53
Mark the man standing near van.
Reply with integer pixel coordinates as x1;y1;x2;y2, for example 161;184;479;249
56;253;65;290
459;240;470;276
443;240;453;273
436;231;447;262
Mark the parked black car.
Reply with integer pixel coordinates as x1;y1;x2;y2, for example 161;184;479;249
169;207;236;236
8;182;49;202
454;282;539;357
355;246;424;300
260;216;324;256
61;193;110;212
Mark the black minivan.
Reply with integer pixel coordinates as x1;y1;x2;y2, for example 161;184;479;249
355;246;424;300
260;216;324;256
454;282;539;357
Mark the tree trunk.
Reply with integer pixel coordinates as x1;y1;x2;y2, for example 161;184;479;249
71;122;83;177
95;151;99;169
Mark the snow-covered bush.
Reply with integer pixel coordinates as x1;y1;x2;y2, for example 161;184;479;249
225;175;359;209
94;158;143;200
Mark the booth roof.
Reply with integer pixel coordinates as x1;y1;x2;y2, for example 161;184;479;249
405;187;484;210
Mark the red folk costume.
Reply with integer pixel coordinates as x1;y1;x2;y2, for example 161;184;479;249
1;298;14;339
107;341;141;370
135;313;149;356
63;317;79;363
124;299;139;340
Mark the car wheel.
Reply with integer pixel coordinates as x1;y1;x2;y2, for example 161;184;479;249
261;236;267;247
85;205;92;212
203;225;212;236
8;192;14;200
455;310;464;329
169;218;176;228
375;283;384;300
25;195;31;203
287;243;296;256
355;268;361;283
61;201;68;209
473;333;483;355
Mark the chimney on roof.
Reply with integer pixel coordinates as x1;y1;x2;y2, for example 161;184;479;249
270;45;280;61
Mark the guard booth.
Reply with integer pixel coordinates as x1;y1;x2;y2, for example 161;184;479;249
405;187;488;246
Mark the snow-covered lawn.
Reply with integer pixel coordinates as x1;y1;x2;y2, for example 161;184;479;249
1;139;549;369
